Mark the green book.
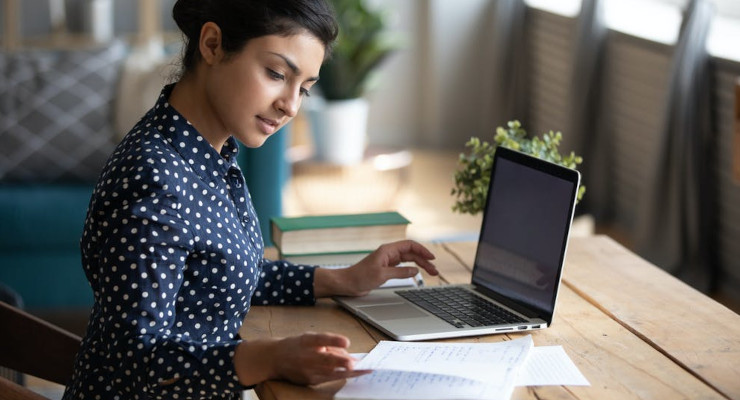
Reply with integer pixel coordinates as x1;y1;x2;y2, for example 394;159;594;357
271;212;410;255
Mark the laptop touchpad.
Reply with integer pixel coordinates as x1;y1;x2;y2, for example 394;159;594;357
360;303;428;320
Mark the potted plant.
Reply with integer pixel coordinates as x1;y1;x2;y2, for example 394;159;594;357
308;0;401;164
451;120;586;215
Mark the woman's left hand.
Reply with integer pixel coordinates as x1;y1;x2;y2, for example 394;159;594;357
314;240;438;297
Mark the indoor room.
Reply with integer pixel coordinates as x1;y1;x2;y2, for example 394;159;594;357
1;0;739;399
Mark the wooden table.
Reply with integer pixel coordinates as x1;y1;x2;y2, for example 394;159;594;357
241;235;740;399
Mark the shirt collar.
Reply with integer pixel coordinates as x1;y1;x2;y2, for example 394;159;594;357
152;84;241;182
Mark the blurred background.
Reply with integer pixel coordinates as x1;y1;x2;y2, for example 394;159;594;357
1;1;740;389
0;0;740;397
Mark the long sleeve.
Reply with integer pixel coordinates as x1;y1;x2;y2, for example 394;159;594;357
252;259;317;306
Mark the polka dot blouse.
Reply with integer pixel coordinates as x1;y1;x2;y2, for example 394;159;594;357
62;84;317;400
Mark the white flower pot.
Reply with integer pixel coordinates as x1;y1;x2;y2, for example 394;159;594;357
308;98;369;165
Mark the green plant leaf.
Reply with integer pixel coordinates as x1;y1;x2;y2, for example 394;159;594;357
451;120;586;215
319;0;403;100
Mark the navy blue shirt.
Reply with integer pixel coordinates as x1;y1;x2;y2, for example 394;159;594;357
63;84;317;399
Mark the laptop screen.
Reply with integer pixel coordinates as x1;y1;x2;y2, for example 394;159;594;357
471;147;579;320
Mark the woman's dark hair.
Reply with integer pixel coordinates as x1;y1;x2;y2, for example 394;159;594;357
173;0;338;75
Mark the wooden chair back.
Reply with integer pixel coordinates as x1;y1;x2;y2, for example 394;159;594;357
0;301;82;400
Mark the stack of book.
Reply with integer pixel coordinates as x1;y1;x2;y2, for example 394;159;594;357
270;211;410;266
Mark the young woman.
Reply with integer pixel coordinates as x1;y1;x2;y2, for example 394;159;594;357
62;0;438;399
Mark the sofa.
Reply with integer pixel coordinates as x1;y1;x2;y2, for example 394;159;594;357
0;40;288;310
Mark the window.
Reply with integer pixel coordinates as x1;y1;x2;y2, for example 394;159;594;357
712;0;740;18
523;0;581;18
708;0;740;61
601;0;740;61
603;0;683;45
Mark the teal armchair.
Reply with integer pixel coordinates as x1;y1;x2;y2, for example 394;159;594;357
0;132;289;310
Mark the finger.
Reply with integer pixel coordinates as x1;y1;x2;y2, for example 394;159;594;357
415;258;439;276
324;344;354;356
315;349;358;373
306;368;373;386
383;266;420;280
394;252;438;276
388;241;438;274
326;368;373;381
395;240;436;260
330;369;373;380
302;332;351;349
410;240;436;260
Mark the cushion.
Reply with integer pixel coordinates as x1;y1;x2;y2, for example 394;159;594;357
0;252;93;308
114;44;178;141
0;184;93;250
0;40;126;182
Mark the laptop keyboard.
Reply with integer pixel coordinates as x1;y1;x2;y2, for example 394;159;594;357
396;286;527;329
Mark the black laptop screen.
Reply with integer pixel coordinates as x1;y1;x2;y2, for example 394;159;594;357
472;147;578;319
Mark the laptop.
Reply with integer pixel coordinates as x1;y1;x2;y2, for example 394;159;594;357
333;146;581;341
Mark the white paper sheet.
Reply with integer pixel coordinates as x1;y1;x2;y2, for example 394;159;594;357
515;346;590;387
341;341;590;399
336;336;533;400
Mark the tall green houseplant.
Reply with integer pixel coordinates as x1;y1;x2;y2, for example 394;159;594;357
310;0;402;164
319;0;401;100
451;120;586;215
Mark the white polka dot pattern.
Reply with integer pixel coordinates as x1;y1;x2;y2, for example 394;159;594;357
62;85;316;399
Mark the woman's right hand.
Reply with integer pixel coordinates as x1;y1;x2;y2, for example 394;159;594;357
314;240;438;298
234;332;370;386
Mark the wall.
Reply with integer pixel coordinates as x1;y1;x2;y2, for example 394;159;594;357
366;0;497;149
